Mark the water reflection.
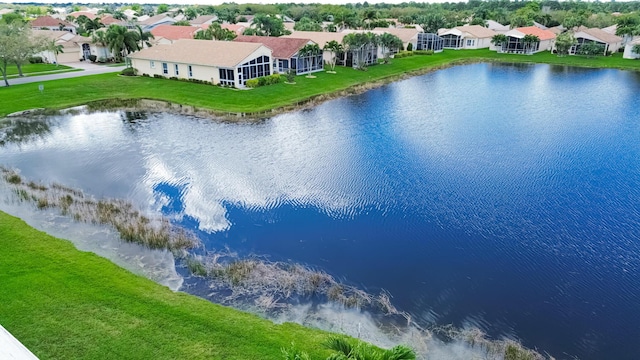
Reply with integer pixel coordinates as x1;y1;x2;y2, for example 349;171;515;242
2;63;640;359
0;117;52;147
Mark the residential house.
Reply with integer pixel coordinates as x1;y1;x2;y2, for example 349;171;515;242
623;38;640;59
281;31;347;64
571;26;623;55
548;26;565;35
416;33;444;52
438;25;496;49
129;39;273;88
234;35;323;74
31;30;80;63
500;26;556;54
486;20;509;34
31;16;77;34
373;27;420;50
68;11;97;20
138;13;176;31
151;25;200;45
221;24;246;36
190;15;218;27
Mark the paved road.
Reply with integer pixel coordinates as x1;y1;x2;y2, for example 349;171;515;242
1;61;126;87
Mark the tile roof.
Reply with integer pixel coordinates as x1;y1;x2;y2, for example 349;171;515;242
372;27;419;43
139;13;174;25
515;26;556;41
576;26;623;44
151;25;199;40
69;11;97;20
100;15;126;26
129;39;268;68
234;35;311;59
190;15;217;25
31;16;74;27
281;31;346;48
455;25;496;39
221;23;245;35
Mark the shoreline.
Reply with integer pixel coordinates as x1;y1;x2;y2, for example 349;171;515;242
3;50;639;121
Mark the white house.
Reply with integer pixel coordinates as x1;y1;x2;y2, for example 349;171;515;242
129;39;273;88
571;26;623;55
438;25;497;49
500;26;556;54
623;38;640;59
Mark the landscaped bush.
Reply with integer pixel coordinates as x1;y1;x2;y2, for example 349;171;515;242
120;68;137;76
414;50;434;55
88;55;97;63
406;42;413;51
142;73;150;77
153;74;165;79
393;51;415;59
28;56;43;64
246;74;283;88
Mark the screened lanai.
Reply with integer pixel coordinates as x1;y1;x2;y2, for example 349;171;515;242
504;36;540;54
570;37;606;55
416;33;444;52
441;33;463;49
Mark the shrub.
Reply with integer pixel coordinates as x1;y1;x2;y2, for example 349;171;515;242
414;50;434;55
245;79;259;88
142;73;150;77
286;69;296;83
153;74;164;79
120;67;137;76
406;42;413;51
257;76;267;86
97;56;107;63
88;54;97;62
28;56;43;64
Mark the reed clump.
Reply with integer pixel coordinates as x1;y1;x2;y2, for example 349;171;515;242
1;167;199;252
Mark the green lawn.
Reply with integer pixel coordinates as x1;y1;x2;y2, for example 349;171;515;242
0;210;333;359
1;49;639;117
4;63;73;76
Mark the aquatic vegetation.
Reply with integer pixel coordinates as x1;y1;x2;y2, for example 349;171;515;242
323;336;416;360
1;167;199;252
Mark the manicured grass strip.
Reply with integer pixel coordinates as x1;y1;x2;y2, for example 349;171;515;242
0;211;332;360
1;50;639;117
7;68;82;79
4;63;72;76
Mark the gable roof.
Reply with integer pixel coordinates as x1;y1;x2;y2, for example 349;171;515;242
69;11;97;20
190;15;217;25
221;23;245;35
31;29;72;41
139;13;174;25
151;25;199;40
234;35;311;59
372;27;419;43
129;39;269;68
486;20;509;32
514;26;556;41
100;15;126;26
31;15;74;28
576;26;623;44
455;25;496;39
281;31;346;48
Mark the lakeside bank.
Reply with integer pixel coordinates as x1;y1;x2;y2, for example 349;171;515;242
1;49;639;119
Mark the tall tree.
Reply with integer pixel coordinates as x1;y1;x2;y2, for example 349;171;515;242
522;34;540;54
323;40;343;72
379;33;403;63
491;34;508;52
157;4;169;15
298;43;321;76
343;32;378;70
185;7;199;21
615;14;640;39
554;31;577;56
248;13;289;37
45;39;64;66
91;30;110;59
417;13;447;34
195;23;236;41
294;17;322;32
135;25;154;49
0;23;33;86
106;24;140;62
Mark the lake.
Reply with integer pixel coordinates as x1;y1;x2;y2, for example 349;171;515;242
1;63;640;359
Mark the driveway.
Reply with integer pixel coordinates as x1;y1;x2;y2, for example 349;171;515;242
1;62;126;87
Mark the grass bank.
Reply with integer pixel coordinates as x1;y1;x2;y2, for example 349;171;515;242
1;50;638;118
5;63;73;76
0;210;333;359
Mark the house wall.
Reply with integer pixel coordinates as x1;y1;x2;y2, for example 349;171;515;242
538;39;554;52
463;37;492;49
623;43;640;59
57;48;82;63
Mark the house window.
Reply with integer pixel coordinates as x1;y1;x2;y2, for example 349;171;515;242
188;65;193;78
174;64;179;76
466;39;475;47
150;61;155;68
238;55;271;86
162;63;168;75
219;68;235;86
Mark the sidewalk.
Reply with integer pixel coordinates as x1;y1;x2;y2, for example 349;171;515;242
0;324;39;360
1;62;126;87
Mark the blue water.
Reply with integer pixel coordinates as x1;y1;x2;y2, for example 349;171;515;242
2;63;640;359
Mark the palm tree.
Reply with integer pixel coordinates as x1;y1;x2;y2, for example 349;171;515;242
522;34;540;54
135;25;154;49
491;34;508;52
343;32;379;70
323;40;343;73
298;43;321;77
106;24;140;62
46;39;64;66
379;33;403;64
84;18;104;33
91;29;110;60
